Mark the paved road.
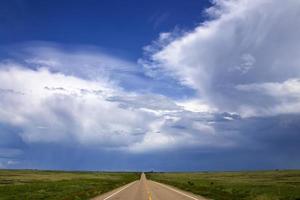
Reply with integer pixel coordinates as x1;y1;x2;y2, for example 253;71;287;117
92;173;207;200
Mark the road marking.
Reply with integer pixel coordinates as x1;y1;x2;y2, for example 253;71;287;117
148;191;152;200
152;181;200;200
103;181;136;200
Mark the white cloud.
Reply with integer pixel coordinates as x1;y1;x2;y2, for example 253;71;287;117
236;79;300;97
142;0;300;117
0;57;220;153
236;79;300;115
0;64;148;145
176;99;217;113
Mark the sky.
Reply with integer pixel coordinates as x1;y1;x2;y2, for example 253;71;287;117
0;0;300;171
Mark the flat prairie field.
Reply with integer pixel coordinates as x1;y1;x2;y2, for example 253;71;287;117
0;170;139;200
146;170;300;200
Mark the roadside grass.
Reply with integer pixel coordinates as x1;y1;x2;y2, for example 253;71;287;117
0;170;140;200
146;170;300;200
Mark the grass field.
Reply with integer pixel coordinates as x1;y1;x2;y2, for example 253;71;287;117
0;170;139;200
146;170;300;200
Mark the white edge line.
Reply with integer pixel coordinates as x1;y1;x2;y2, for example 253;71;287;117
103;181;136;200
152;181;200;200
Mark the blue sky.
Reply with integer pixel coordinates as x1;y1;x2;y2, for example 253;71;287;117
0;0;300;171
0;0;211;59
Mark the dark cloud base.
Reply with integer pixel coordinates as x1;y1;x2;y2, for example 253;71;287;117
1;114;299;171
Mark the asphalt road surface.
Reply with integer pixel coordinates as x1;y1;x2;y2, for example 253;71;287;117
92;173;207;200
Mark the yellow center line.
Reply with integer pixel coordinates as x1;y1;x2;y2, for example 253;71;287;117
148;191;152;200
144;174;152;200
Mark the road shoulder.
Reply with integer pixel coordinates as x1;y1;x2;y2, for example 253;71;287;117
91;180;138;200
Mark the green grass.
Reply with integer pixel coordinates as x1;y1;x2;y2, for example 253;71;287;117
0;170;140;200
146;170;300;200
